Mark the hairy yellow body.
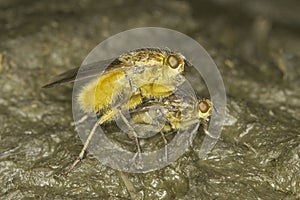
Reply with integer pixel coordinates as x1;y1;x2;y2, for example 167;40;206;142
131;97;213;133
76;49;187;125
78;71;125;112
78;73;175;124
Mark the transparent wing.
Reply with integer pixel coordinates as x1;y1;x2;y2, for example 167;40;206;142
42;58;120;88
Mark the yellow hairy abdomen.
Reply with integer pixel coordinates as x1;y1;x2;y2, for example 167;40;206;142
78;71;126;112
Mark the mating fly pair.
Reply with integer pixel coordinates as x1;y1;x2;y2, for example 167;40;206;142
43;48;213;172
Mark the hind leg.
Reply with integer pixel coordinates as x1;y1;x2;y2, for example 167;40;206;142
59;110;115;175
117;109;143;169
59;120;100;175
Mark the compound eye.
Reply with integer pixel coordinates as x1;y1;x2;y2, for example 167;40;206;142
167;55;180;69
198;100;210;113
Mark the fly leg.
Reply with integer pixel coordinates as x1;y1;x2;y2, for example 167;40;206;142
202;121;221;140
118;171;141;199
59;120;100;175
160;131;168;162
71;114;89;127
59;111;115;175
118;109;143;170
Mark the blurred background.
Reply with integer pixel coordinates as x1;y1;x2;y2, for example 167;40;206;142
0;0;299;199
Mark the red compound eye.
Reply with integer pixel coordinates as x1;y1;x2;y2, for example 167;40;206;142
167;55;180;69
198;100;209;113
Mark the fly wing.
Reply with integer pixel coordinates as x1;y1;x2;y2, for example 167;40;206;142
42;67;80;88
42;57;130;88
